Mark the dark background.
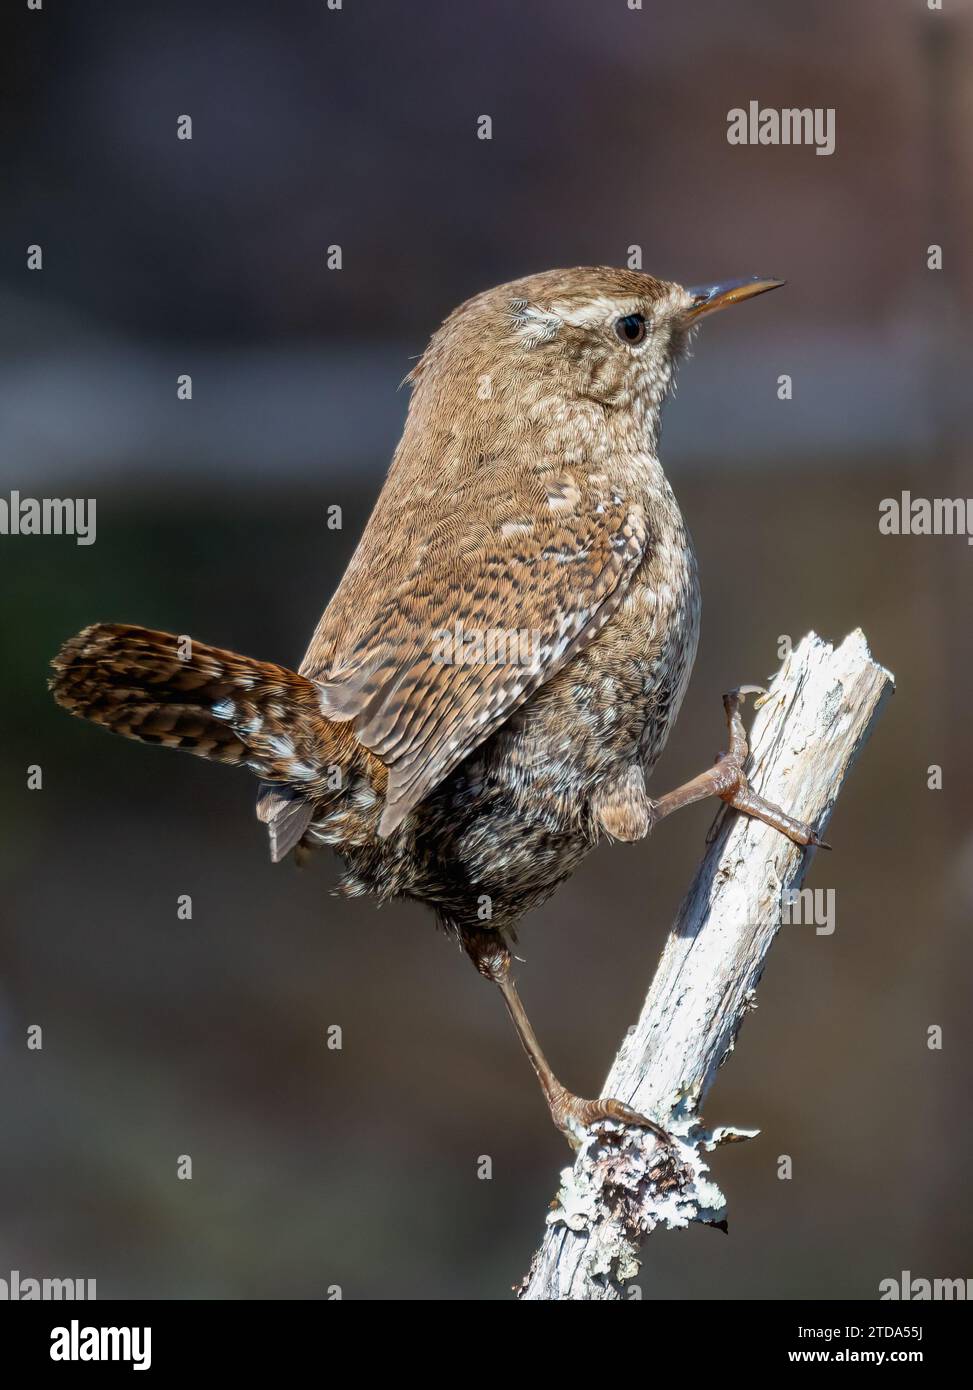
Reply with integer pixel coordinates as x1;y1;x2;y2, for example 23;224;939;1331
2;0;971;1300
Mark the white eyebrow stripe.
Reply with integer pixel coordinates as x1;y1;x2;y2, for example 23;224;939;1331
549;296;643;327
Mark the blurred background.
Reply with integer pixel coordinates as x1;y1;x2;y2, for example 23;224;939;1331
2;0;972;1300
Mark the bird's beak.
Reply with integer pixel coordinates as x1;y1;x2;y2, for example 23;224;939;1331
684;276;785;321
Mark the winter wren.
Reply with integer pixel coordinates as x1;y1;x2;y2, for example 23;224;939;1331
51;267;825;1145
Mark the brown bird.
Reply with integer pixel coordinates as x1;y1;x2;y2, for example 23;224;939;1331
50;266;825;1147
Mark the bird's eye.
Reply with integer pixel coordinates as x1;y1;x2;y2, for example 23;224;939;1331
614;313;647;345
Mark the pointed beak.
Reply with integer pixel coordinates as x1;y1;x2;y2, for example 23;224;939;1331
684;276;785;321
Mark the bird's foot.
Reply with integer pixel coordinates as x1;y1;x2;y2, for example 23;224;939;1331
647;685;829;848
712;687;830;849
548;1084;676;1152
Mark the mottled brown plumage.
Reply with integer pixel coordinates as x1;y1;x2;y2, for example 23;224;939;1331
51;266;820;1145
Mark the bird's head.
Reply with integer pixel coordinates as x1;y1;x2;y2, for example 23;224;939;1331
406;266;783;448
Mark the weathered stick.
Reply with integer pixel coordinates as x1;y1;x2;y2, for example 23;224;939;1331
519;629;894;1301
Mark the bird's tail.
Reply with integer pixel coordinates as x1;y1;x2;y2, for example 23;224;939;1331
49;623;363;794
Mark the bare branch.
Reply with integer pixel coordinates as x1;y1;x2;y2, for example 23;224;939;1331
519;629;894;1301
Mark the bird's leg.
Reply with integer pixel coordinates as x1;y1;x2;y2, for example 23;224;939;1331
461;928;674;1152
647;686;830;848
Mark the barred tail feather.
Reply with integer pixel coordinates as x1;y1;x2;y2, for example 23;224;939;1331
50;623;334;785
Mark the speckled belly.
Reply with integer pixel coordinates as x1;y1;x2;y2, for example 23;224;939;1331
394;540;702;925
320;534;701;932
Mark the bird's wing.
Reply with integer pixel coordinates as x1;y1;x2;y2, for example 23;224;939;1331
314;473;649;836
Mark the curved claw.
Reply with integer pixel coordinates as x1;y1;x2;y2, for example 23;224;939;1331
551;1087;676;1151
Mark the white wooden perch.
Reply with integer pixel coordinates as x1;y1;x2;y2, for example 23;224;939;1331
518;629;894;1301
